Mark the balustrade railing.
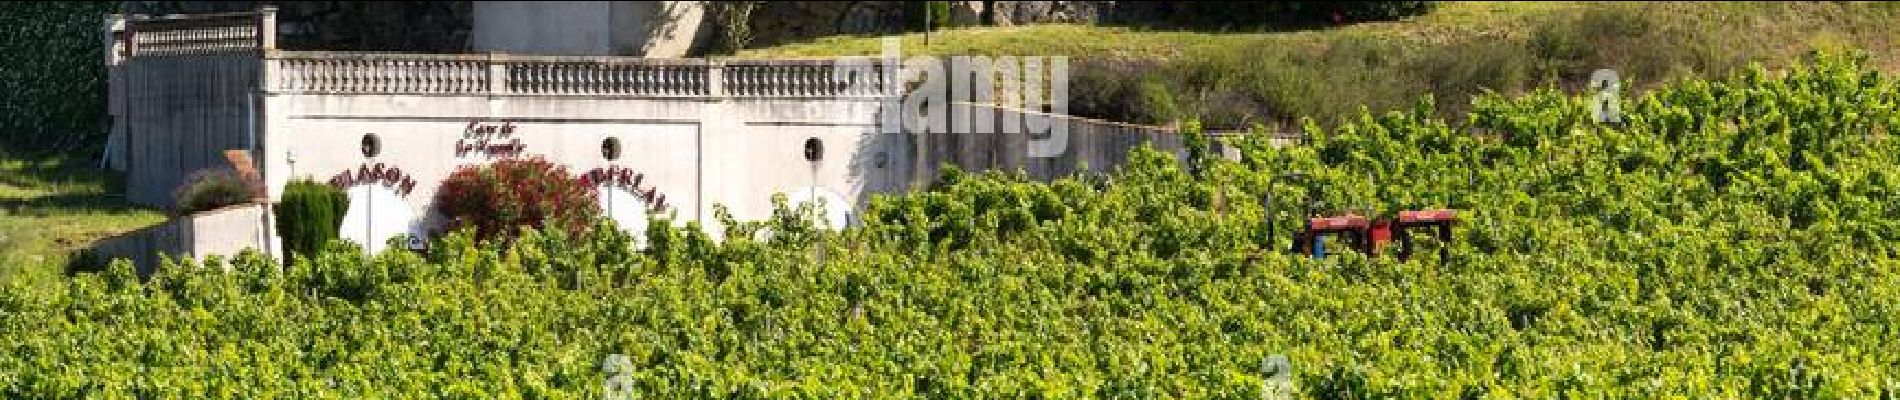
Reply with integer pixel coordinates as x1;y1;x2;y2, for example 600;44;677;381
723;60;888;97
503;60;711;96
114;7;896;99
263;52;890;98
271;54;488;94
121;10;264;57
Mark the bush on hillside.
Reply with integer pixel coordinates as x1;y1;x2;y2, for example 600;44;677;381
706;1;764;54
173;168;260;215
903;1;955;32
275;179;349;260
434;156;600;242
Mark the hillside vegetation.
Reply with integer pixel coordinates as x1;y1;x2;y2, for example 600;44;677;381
4;52;1897;398
0;2;117;157
740;1;1900;130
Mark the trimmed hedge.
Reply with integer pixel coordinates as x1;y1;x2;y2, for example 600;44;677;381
275;179;349;260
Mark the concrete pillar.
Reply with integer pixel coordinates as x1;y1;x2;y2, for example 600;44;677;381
487;53;507;95
256;5;277;50
707;61;725;97
103;14;128;171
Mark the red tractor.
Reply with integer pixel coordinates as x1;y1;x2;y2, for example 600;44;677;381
1261;171;1458;261
1291;209;1457;260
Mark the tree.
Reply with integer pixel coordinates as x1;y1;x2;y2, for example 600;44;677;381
706;1;763;55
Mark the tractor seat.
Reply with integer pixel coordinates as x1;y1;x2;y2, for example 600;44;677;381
1307;215;1369;232
1397;209;1457;224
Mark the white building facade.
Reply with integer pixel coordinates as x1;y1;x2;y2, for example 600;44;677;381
104;8;1183;259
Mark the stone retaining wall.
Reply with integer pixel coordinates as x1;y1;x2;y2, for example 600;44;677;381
86;203;276;275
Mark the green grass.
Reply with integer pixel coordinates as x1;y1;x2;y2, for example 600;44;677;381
736;1;1900;130
0;156;165;285
737;2;1580;60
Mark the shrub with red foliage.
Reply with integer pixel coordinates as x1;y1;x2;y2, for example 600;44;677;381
434;156;600;242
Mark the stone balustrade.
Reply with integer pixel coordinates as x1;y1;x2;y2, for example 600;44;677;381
265;53;890;98
121;10;264;57
271;53;489;95
502;59;711;96
113;8;896;99
723;59;889;97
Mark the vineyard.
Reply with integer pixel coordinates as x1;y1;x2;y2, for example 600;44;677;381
5;52;1900;398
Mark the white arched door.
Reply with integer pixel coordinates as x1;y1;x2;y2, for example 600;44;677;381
598;185;650;247
338;184;416;254
785;186;853;230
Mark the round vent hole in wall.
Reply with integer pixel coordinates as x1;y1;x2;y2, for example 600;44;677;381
361;133;381;158
602;137;623;160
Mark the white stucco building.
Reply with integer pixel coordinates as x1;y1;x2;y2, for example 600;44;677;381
102;7;1182;260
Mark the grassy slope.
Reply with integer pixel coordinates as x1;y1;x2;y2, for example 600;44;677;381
0;157;165;284
740;2;1580;59
737;1;1900;129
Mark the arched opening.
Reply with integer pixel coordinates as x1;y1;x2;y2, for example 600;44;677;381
785;186;853;230
338;184;416;254
598;185;650;247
